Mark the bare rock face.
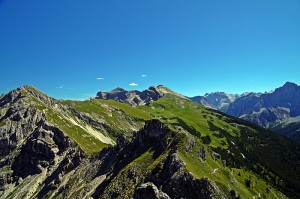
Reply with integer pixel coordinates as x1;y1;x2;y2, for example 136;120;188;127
134;182;170;199
11;122;74;178
196;145;207;162
0;106;44;159
162;153;185;178
163;172;218;199
230;189;241;199
0;89;45;159
136;119;172;151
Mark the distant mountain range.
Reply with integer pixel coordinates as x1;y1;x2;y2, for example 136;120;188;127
95;82;300;143
190;82;300;143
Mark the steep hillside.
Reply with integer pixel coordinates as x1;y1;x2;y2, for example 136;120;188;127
1;86;300;198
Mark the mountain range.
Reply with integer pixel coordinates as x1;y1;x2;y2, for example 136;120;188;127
0;85;300;198
190;82;300;143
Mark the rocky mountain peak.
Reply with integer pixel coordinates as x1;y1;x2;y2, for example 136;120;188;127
110;87;127;93
276;81;299;93
283;81;298;87
0;87;23;107
96;85;186;106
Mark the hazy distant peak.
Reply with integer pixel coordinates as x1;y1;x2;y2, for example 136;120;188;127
281;81;299;89
190;92;239;112
283;81;298;86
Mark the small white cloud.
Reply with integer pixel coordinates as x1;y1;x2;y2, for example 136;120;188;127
129;83;138;86
141;75;147;77
97;77;104;80
56;85;64;89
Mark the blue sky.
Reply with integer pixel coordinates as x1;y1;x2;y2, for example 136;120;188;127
0;0;299;100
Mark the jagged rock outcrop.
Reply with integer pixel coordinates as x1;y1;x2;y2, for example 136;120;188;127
0;88;45;159
91;120;221;199
12;122;76;178
96;85;187;106
134;182;170;199
164;172;218;199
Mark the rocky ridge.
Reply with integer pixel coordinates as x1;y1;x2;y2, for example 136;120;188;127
96;85;188;106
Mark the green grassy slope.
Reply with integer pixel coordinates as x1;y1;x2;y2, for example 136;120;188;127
12;86;154;156
21;87;112;155
177;132;287;199
90;121;289;199
135;94;300;197
64;94;299;198
61;99;152;135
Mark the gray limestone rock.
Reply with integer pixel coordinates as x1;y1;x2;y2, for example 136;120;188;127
134;182;170;199
163;172;218;199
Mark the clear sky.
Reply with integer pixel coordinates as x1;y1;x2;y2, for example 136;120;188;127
0;0;299;100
